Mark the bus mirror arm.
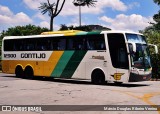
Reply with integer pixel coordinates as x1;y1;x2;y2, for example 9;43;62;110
148;44;158;54
128;42;136;53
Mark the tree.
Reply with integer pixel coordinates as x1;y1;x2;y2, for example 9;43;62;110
39;0;66;31
140;0;160;79
73;0;97;26
59;24;111;31
153;0;160;30
59;24;68;30
154;0;160;5
153;11;160;30
139;0;160;79
0;24;49;39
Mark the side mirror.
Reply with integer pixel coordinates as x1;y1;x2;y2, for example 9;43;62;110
148;44;158;54
128;43;136;53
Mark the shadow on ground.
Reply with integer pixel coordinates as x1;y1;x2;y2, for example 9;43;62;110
1;75;150;88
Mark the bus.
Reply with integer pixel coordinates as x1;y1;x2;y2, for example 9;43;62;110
1;30;154;84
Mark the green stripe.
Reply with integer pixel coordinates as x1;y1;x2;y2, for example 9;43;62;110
76;31;88;35
60;50;87;78
51;51;74;77
87;31;101;35
76;31;101;35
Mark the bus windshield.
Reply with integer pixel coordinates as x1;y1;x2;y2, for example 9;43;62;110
126;33;151;70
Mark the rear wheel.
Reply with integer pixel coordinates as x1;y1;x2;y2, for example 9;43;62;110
91;69;105;85
24;66;34;79
15;66;24;78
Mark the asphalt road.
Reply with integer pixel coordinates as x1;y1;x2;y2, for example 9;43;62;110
0;73;160;114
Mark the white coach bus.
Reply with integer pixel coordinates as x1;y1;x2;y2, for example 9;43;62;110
1;30;154;84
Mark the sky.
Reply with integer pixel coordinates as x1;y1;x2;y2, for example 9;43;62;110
0;0;159;33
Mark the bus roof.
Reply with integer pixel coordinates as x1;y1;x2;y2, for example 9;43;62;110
3;30;143;40
101;30;143;35
41;30;143;36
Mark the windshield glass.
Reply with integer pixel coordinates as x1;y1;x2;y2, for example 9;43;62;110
126;33;151;69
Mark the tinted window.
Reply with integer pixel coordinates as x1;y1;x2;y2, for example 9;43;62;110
4;34;106;51
87;35;106;50
67;36;86;50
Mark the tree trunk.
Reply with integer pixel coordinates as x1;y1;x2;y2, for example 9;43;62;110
50;16;54;31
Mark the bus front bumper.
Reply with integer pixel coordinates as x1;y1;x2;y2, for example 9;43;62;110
129;73;152;82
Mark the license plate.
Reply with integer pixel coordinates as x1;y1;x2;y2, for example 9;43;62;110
143;76;146;79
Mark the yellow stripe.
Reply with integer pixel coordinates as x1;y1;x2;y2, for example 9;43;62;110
43;51;64;76
41;30;83;35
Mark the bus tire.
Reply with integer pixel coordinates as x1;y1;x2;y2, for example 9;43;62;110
15;66;24;78
24;66;34;79
91;69;105;85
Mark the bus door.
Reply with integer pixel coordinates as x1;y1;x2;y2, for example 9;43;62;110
107;33;129;82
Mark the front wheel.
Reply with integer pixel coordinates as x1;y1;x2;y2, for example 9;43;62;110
91;70;105;85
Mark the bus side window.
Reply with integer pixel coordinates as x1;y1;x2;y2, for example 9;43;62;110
13;40;21;51
49;38;58;50
19;40;24;51
58;39;66;50
100;43;105;50
13;44;17;51
46;39;54;50
50;41;53;50
87;34;106;50
36;40;43;51
73;37;86;50
87;40;95;50
67;38;74;50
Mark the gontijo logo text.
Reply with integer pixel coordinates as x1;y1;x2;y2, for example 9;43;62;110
4;53;46;59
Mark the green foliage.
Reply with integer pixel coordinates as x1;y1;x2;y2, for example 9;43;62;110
150;54;160;79
141;28;160;48
154;0;160;5
140;27;160;79
153;11;160;30
153;11;160;23
139;0;160;78
0;24;49;39
59;24;69;30
152;0;160;30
